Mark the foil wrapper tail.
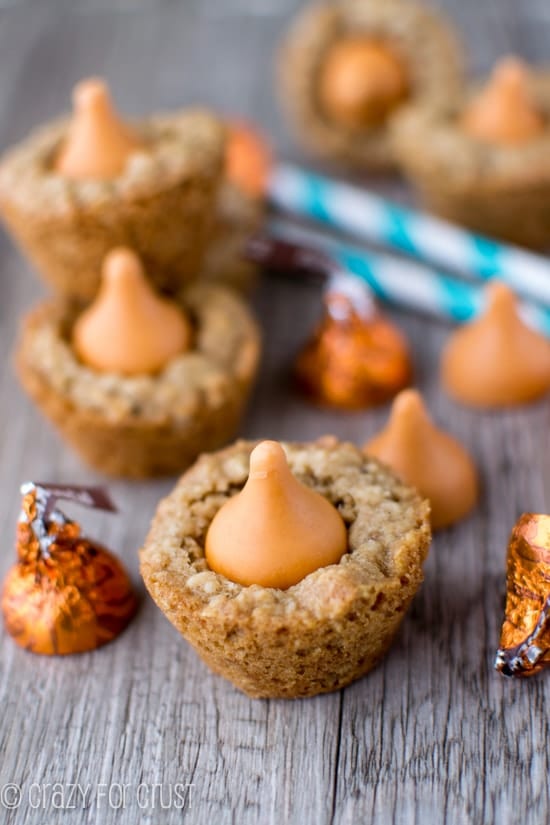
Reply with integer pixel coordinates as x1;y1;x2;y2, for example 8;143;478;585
495;513;550;677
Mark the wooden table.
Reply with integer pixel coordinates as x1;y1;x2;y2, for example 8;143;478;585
1;2;549;823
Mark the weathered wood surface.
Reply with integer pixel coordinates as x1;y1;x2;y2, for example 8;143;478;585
0;2;549;823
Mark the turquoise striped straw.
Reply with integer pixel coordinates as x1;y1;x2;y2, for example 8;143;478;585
265;220;550;338
268;164;550;308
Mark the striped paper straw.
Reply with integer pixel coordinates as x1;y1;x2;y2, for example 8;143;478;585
259;220;550;338
268;164;550;308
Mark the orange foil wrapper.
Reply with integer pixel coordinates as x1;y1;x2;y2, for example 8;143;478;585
1;483;137;656
495;513;550;677
294;274;412;409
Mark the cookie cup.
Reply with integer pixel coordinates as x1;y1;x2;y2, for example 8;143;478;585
15;285;261;478
278;0;462;171
392;74;550;247
140;438;431;698
0;109;224;301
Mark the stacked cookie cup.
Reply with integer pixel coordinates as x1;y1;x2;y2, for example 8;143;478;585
1;82;261;477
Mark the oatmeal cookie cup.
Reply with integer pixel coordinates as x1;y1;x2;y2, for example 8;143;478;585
140;438;431;698
0;109;224;301
392;72;550;248
15;285;261;478
277;0;462;171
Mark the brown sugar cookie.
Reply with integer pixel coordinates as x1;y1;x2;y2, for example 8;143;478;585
392;57;550;247
0;79;225;300
140;438;431;698
277;0;462;171
15;260;261;477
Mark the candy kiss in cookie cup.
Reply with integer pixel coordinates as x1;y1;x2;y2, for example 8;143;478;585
392;57;550;247
15;249;261;478
0;77;225;300
72;247;193;376
205;441;348;589
460;58;545;147
140;438;431;698
277;0;462;171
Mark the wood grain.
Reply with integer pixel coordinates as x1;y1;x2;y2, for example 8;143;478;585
0;3;549;824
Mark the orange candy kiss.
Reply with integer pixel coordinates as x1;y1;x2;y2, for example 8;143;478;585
2;483;137;656
56;77;143;180
365;389;478;530
73;247;192;376
441;283;550;408
225;121;272;199
461;57;545;145
294;279;412;410
318;37;410;129
205;441;347;589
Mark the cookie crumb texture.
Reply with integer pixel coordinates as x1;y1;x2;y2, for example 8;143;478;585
16;285;260;478
0;109;224;300
140;439;431;698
